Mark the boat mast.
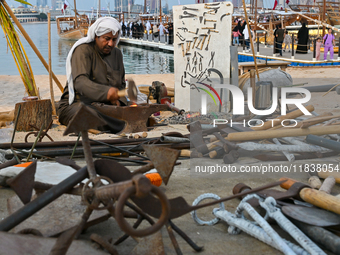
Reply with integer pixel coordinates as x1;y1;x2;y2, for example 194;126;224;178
97;0;101;18
322;0;325;36
254;0;257;33
144;0;146;14
160;0;162;23
74;0;77;28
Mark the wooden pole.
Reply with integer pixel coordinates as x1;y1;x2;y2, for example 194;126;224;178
144;0;146;14
242;0;260;80
254;0;258;31
73;0;77;27
2;1;63;92
48;13;56;116
322;0;326;36
159;0;162;23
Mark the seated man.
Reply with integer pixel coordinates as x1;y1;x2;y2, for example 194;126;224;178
57;17;127;133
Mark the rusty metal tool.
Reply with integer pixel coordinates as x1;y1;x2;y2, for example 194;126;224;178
132;181;285;220
182;6;198;11
7;161;37;204
132;145;179;185
220;13;231;21
117;78;137;102
179;14;197;19
280;177;340;215
205;34;211;51
24;120;54;143
183;11;196;16
90;158;285;221
64;104;106;179
92;103;169;133
0;164;90;231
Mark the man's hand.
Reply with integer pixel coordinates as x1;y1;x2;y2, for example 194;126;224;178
107;87;120;105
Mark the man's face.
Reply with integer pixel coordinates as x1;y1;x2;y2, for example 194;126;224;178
95;31;119;55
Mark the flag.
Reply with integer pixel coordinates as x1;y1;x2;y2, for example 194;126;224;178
286;0;290;4
273;0;278;10
62;0;69;12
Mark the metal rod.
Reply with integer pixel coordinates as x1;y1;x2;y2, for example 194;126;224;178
48;12;56;116
169;220;203;252
0;166;88;231
81;131;96;179
306;135;340;152
10;105;21;164
89;139;149;160
70;133;81;160
26;124;45;162
0;138;154;150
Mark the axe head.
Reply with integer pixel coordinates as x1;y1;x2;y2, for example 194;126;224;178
7;161;37;204
143;145;180;185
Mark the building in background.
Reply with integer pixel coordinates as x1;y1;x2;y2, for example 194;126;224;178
36;0;48;7
10;6;40;22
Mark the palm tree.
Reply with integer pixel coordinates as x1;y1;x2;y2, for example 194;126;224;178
0;0;39;97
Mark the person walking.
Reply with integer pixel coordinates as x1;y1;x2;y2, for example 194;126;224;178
274;24;284;56
323;28;335;61
243;21;251;52
283;31;292;52
296;23;309;54
232;24;241;46
315;37;322;61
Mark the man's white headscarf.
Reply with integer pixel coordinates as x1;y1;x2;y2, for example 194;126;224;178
66;17;121;105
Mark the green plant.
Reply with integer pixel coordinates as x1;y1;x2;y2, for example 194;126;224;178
0;0;39;97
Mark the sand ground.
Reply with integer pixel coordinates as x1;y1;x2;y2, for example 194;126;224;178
0;67;339;254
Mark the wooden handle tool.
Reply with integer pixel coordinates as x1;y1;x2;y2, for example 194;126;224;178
280;177;340;215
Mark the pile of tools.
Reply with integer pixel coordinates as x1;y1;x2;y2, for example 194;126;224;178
0;104;292;254
184;105;340;163
192;176;340;255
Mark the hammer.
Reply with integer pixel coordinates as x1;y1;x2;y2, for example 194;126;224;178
192;36;198;49
188;28;199;35
118;78;137;102
178;42;185;57
280;177;340;215
204;19;216;25
200;34;207;50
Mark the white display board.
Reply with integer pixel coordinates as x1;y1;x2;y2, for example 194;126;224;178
173;2;233;113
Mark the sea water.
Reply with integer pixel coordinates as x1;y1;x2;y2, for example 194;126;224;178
0;22;174;75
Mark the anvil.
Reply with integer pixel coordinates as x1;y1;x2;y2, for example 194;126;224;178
92;103;169;133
